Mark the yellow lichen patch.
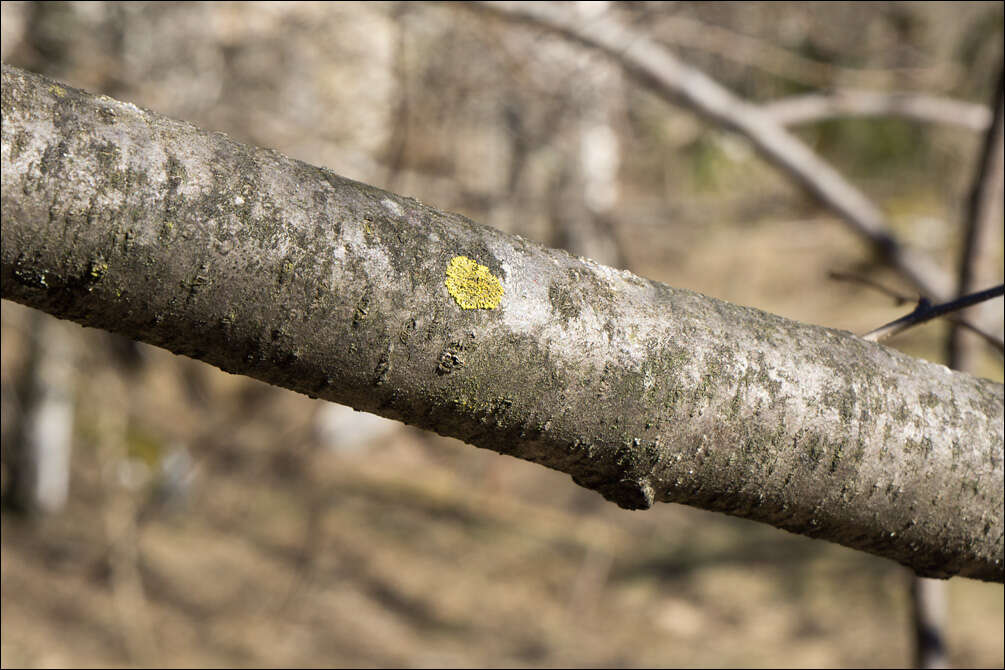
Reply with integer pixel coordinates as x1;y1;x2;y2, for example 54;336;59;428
445;255;504;310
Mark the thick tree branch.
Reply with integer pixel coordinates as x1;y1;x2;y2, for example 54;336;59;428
2;65;1002;582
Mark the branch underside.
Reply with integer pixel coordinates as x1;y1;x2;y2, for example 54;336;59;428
2;65;1002;582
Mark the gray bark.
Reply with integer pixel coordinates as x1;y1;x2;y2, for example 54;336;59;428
2;64;1002;582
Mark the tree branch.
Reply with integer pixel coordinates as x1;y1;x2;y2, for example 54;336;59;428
829;272;1005;353
949;72;1005;370
2;65;1002;582
645;13;961;91
471;2;962;306
764;90;993;132
862;285;1005;345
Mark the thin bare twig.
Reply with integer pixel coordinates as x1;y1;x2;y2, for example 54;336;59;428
862;284;1004;345
948;73;1005;370
828;271;1004;351
765;90;991;132
827;271;915;305
645;13;960;91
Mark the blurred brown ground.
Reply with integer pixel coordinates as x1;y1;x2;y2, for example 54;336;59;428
2;2;1003;667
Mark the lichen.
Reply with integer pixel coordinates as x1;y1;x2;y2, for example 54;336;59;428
445;255;504;310
88;260;108;280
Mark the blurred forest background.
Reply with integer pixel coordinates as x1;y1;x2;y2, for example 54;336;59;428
1;2;1003;667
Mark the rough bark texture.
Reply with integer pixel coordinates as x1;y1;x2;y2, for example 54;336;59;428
2;65;1002;582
